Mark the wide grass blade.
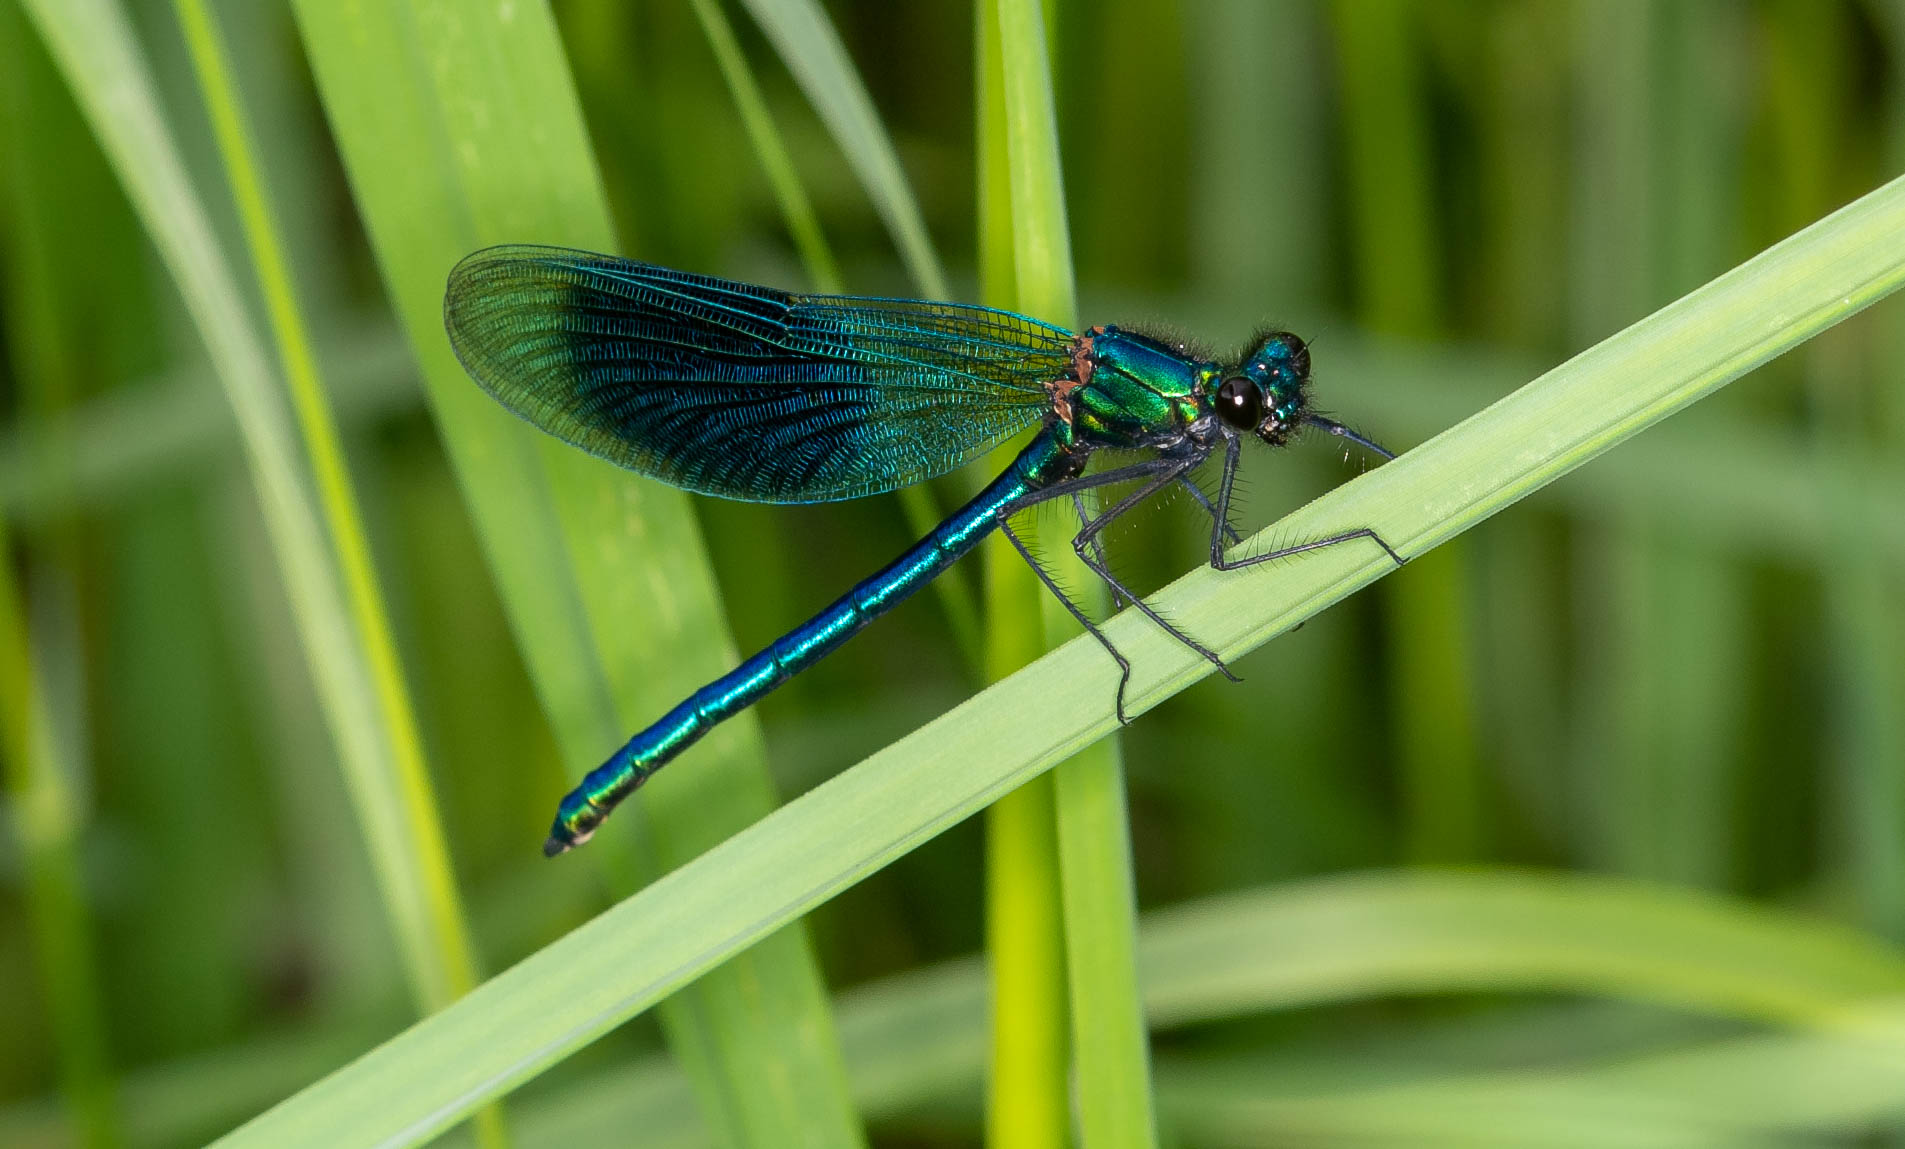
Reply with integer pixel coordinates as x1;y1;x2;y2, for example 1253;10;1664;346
528;1021;1905;1147
285;2;863;1145
168;0;483;1020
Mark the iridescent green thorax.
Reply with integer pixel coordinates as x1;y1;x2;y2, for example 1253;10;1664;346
1064;325;1218;447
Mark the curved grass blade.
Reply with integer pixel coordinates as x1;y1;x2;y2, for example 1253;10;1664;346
19;869;1905;1146
1151;1021;1905;1148
459;869;1905;1145
213;168;1905;1149
685;0;839;295
522;1020;1905;1147
286;2;864;1145
736;0;949;300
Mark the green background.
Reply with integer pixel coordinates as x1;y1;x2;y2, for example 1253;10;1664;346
4;0;1905;1145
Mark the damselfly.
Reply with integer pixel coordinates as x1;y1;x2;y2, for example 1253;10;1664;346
444;246;1400;856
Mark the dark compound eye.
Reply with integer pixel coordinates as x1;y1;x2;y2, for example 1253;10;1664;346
1262;332;1309;379
1215;375;1262;430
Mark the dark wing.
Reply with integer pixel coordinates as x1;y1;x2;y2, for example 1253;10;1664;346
443;245;1070;503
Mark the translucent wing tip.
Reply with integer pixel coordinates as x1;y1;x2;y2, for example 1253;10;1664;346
444;244;593;350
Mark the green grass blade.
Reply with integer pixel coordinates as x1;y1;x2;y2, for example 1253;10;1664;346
975;0;1015;307
736;0;949;299
285;3;863;1145
1130;870;1905;1027
1151;1023;1905;1147
1052;756;1152;1146
996;0;1073;327
212;169;1905;1148
460;1011;1905;1146
993;1;1155;1145
982;761;1069;1149
16;0;483;1050
977;1;1069;1137
167;0;483;1016
168;4;500;1142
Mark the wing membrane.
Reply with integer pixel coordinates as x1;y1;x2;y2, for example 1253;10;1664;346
444;245;1069;502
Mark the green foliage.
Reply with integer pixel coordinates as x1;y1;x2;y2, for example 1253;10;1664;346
3;3;1905;1148
286;0;862;1144
204;163;1905;1146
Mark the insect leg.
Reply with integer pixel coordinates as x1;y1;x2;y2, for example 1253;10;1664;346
998;455;1201;720
1000;456;1188;516
998;516;1135;725
1072;491;1127;609
1178;473;1243;546
1214;529;1406;570
1067;463;1241;688
1209;434;1405;570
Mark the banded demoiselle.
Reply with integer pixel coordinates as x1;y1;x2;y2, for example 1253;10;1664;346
444;246;1400;856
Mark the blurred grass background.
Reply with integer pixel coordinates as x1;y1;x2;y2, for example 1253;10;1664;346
3;0;1905;1145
